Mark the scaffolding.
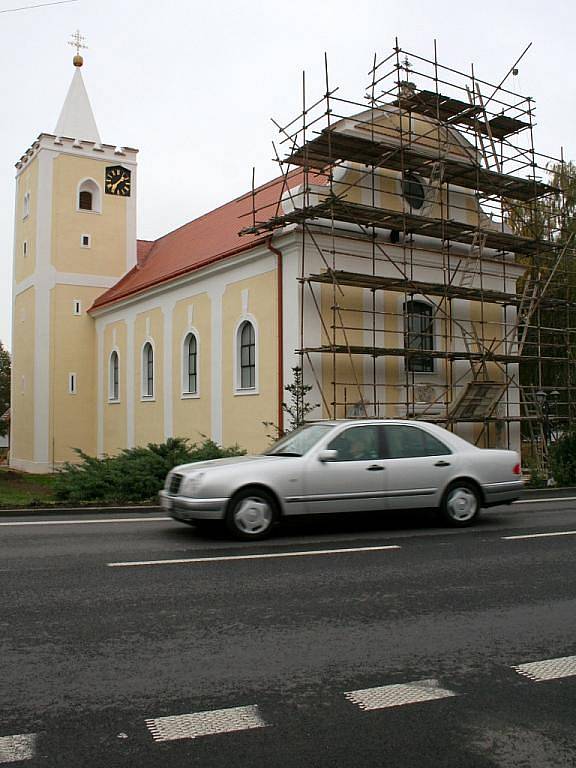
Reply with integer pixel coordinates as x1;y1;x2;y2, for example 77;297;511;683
241;42;576;472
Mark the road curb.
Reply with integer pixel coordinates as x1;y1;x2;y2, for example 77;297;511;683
0;504;162;518
1;486;576;517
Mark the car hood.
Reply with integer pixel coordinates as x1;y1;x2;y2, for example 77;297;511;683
172;454;295;475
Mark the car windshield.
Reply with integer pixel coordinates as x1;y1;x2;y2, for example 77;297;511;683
264;423;334;457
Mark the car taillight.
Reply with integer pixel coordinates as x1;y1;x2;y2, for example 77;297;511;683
513;463;522;476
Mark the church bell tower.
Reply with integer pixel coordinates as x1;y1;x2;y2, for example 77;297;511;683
11;33;138;471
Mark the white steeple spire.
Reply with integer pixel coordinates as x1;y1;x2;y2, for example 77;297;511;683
54;34;101;143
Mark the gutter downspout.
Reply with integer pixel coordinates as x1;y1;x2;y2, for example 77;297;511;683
267;237;284;435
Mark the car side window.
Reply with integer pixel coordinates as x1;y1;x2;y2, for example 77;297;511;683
327;425;380;462
382;425;451;459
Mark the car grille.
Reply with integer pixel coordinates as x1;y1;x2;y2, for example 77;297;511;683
168;473;183;495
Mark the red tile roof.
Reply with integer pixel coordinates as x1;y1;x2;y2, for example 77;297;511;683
136;239;154;267
91;170;311;311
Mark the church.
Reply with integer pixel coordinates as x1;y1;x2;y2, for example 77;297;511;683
13;46;545;473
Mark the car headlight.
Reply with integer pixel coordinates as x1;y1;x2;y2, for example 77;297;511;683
181;472;205;496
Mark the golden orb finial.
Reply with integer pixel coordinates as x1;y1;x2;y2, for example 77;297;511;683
69;30;87;67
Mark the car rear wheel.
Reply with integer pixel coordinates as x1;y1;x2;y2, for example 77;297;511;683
226;488;277;540
439;481;481;527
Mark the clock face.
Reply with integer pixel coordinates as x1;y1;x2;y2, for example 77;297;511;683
105;165;131;196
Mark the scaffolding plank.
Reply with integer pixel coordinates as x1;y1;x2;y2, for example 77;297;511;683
243;198;558;257
300;344;522;364
306;270;517;305
393;90;530;139
285;131;554;201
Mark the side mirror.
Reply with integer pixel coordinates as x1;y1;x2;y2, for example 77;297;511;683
318;449;338;462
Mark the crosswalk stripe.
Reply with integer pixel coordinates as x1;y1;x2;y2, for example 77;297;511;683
512;655;576;682
145;705;268;742
344;679;458;711
0;734;36;764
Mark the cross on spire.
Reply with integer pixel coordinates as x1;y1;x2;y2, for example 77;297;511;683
69;29;87;56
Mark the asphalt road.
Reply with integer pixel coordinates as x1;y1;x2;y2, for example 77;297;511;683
1;498;576;767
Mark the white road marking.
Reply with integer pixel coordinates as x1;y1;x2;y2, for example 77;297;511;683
107;544;401;567
0;734;36;764
512;655;576;682
0;517;169;527
503;530;576;540
145;705;267;742
513;496;576;504
345;679;458;711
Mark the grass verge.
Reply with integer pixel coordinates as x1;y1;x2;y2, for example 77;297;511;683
0;469;58;508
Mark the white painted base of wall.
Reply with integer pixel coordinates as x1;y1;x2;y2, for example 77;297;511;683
9;457;55;474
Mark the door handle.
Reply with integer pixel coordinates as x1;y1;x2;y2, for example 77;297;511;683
366;464;385;471
434;460;451;467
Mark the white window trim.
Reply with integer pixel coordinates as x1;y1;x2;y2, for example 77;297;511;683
401;296;439;376
141;338;156;401
68;372;77;395
233;314;259;395
80;234;92;248
23;191;30;219
181;328;200;399
108;348;120;403
76;177;102;214
73;299;82;316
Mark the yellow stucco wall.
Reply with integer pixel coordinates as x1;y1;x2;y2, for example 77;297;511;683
172;294;212;444
11;288;36;461
469;299;506;446
357;111;474;161
103;320;127;455
134;308;164;446
320;284;368;419
50;284;99;463
14;159;38;284
222;270;278;452
51;154;128;277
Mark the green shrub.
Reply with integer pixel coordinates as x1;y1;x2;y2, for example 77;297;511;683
55;437;245;503
549;432;576;486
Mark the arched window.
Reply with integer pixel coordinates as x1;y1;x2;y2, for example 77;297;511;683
238;321;256;390
77;179;101;213
109;351;119;401
183;333;198;394
404;301;434;373
142;342;154;398
79;190;93;210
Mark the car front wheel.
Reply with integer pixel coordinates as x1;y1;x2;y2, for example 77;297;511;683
439;481;481;527
226;488;277;540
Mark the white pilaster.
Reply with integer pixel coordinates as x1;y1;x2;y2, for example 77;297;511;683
33;150;54;468
163;304;174;440
210;286;224;444
97;324;104;455
126;317;135;447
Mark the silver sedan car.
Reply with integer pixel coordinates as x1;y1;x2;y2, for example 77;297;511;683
159;420;523;539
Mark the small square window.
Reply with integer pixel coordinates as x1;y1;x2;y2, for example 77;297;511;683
81;234;91;248
73;300;82;316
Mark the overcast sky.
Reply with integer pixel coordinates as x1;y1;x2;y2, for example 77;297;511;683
1;0;575;351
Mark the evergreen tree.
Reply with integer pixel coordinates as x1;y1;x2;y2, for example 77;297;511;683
507;162;576;412
0;341;10;438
